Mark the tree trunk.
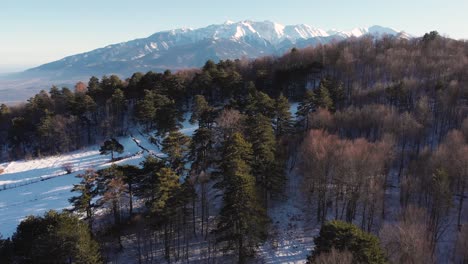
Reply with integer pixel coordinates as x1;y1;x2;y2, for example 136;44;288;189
128;183;133;216
192;195;196;236
164;224;170;262
397;140;407;181
457;181;465;230
238;237;244;264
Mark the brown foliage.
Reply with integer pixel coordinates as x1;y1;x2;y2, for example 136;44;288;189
300;130;393;227
432;129;468;228
215;108;244;138
74;81;87;93
380;205;435;264
312;248;353;264
462;117;468;142
308;108;334;131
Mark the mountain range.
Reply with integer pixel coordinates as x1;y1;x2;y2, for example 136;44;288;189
24;21;411;79
1;21;411;103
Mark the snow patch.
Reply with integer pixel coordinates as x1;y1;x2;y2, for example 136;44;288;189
0;118;199;238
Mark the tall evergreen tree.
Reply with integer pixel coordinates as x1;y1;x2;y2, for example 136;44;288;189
247;114;285;206
214;132;268;263
116;165;141;216
315;83;334;111
189;127;214;174
296;90;316;130
161;131;191;175
109;88;127;135
190;95;216;128
151;167;181;262
97;165;127;226
136;89;183;137
189;127;215;237
12;210;102;264
309;220;386;264
69;169;98;222
136;156;166;205
274;94;293;138
245;90;275;118
190;95;209;124
87;76;102;102
151;167;181;216
152;92;183;137
320;76;345;110
99;138;124;160
134;90;157;130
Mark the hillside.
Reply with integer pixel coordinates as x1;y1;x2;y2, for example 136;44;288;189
0;33;467;263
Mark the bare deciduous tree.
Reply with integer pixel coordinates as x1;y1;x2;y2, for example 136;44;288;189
380;205;435;264
312;248;353;264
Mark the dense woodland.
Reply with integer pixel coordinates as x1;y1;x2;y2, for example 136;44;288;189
1;31;468;263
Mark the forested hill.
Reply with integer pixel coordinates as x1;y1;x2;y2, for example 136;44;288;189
1;31;465;161
0;31;467;263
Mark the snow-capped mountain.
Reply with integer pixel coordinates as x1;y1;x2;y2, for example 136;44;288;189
24;21;411;78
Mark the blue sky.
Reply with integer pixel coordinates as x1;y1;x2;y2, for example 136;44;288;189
1;0;467;72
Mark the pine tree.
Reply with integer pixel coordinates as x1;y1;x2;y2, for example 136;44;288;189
309;220;386;264
97;165;127;226
274;94;293;138
315;83;334;111
87;76;101;101
189;127;214;174
37;111;60;153
245;90;275;118
101;75;124;98
12;210;102;264
190;95;211;125
151;167;181;216
321;77;344;110
297;90;316;130
0;104;10;117
152;92;183;137
136;156;166;204
214;132;268;263
99;138;124;160
189;127;215;236
134;90;157;130
161;131;191;175
109;88;127;135
247;114;284;206
136;89;183;138
69;169;98;222
151;167;181;262
116;165;140;216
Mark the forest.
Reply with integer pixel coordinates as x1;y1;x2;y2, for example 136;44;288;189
0;31;467;263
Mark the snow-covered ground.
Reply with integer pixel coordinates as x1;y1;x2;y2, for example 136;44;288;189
251;101;316;264
0;105;304;262
254;167;318;264
0;117;198;238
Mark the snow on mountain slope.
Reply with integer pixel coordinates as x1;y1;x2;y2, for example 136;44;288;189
327;25;399;38
23;21;410;80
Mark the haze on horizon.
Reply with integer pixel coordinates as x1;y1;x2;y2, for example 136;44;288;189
1;0;467;73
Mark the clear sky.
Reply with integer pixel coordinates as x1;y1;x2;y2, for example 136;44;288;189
1;0;467;72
